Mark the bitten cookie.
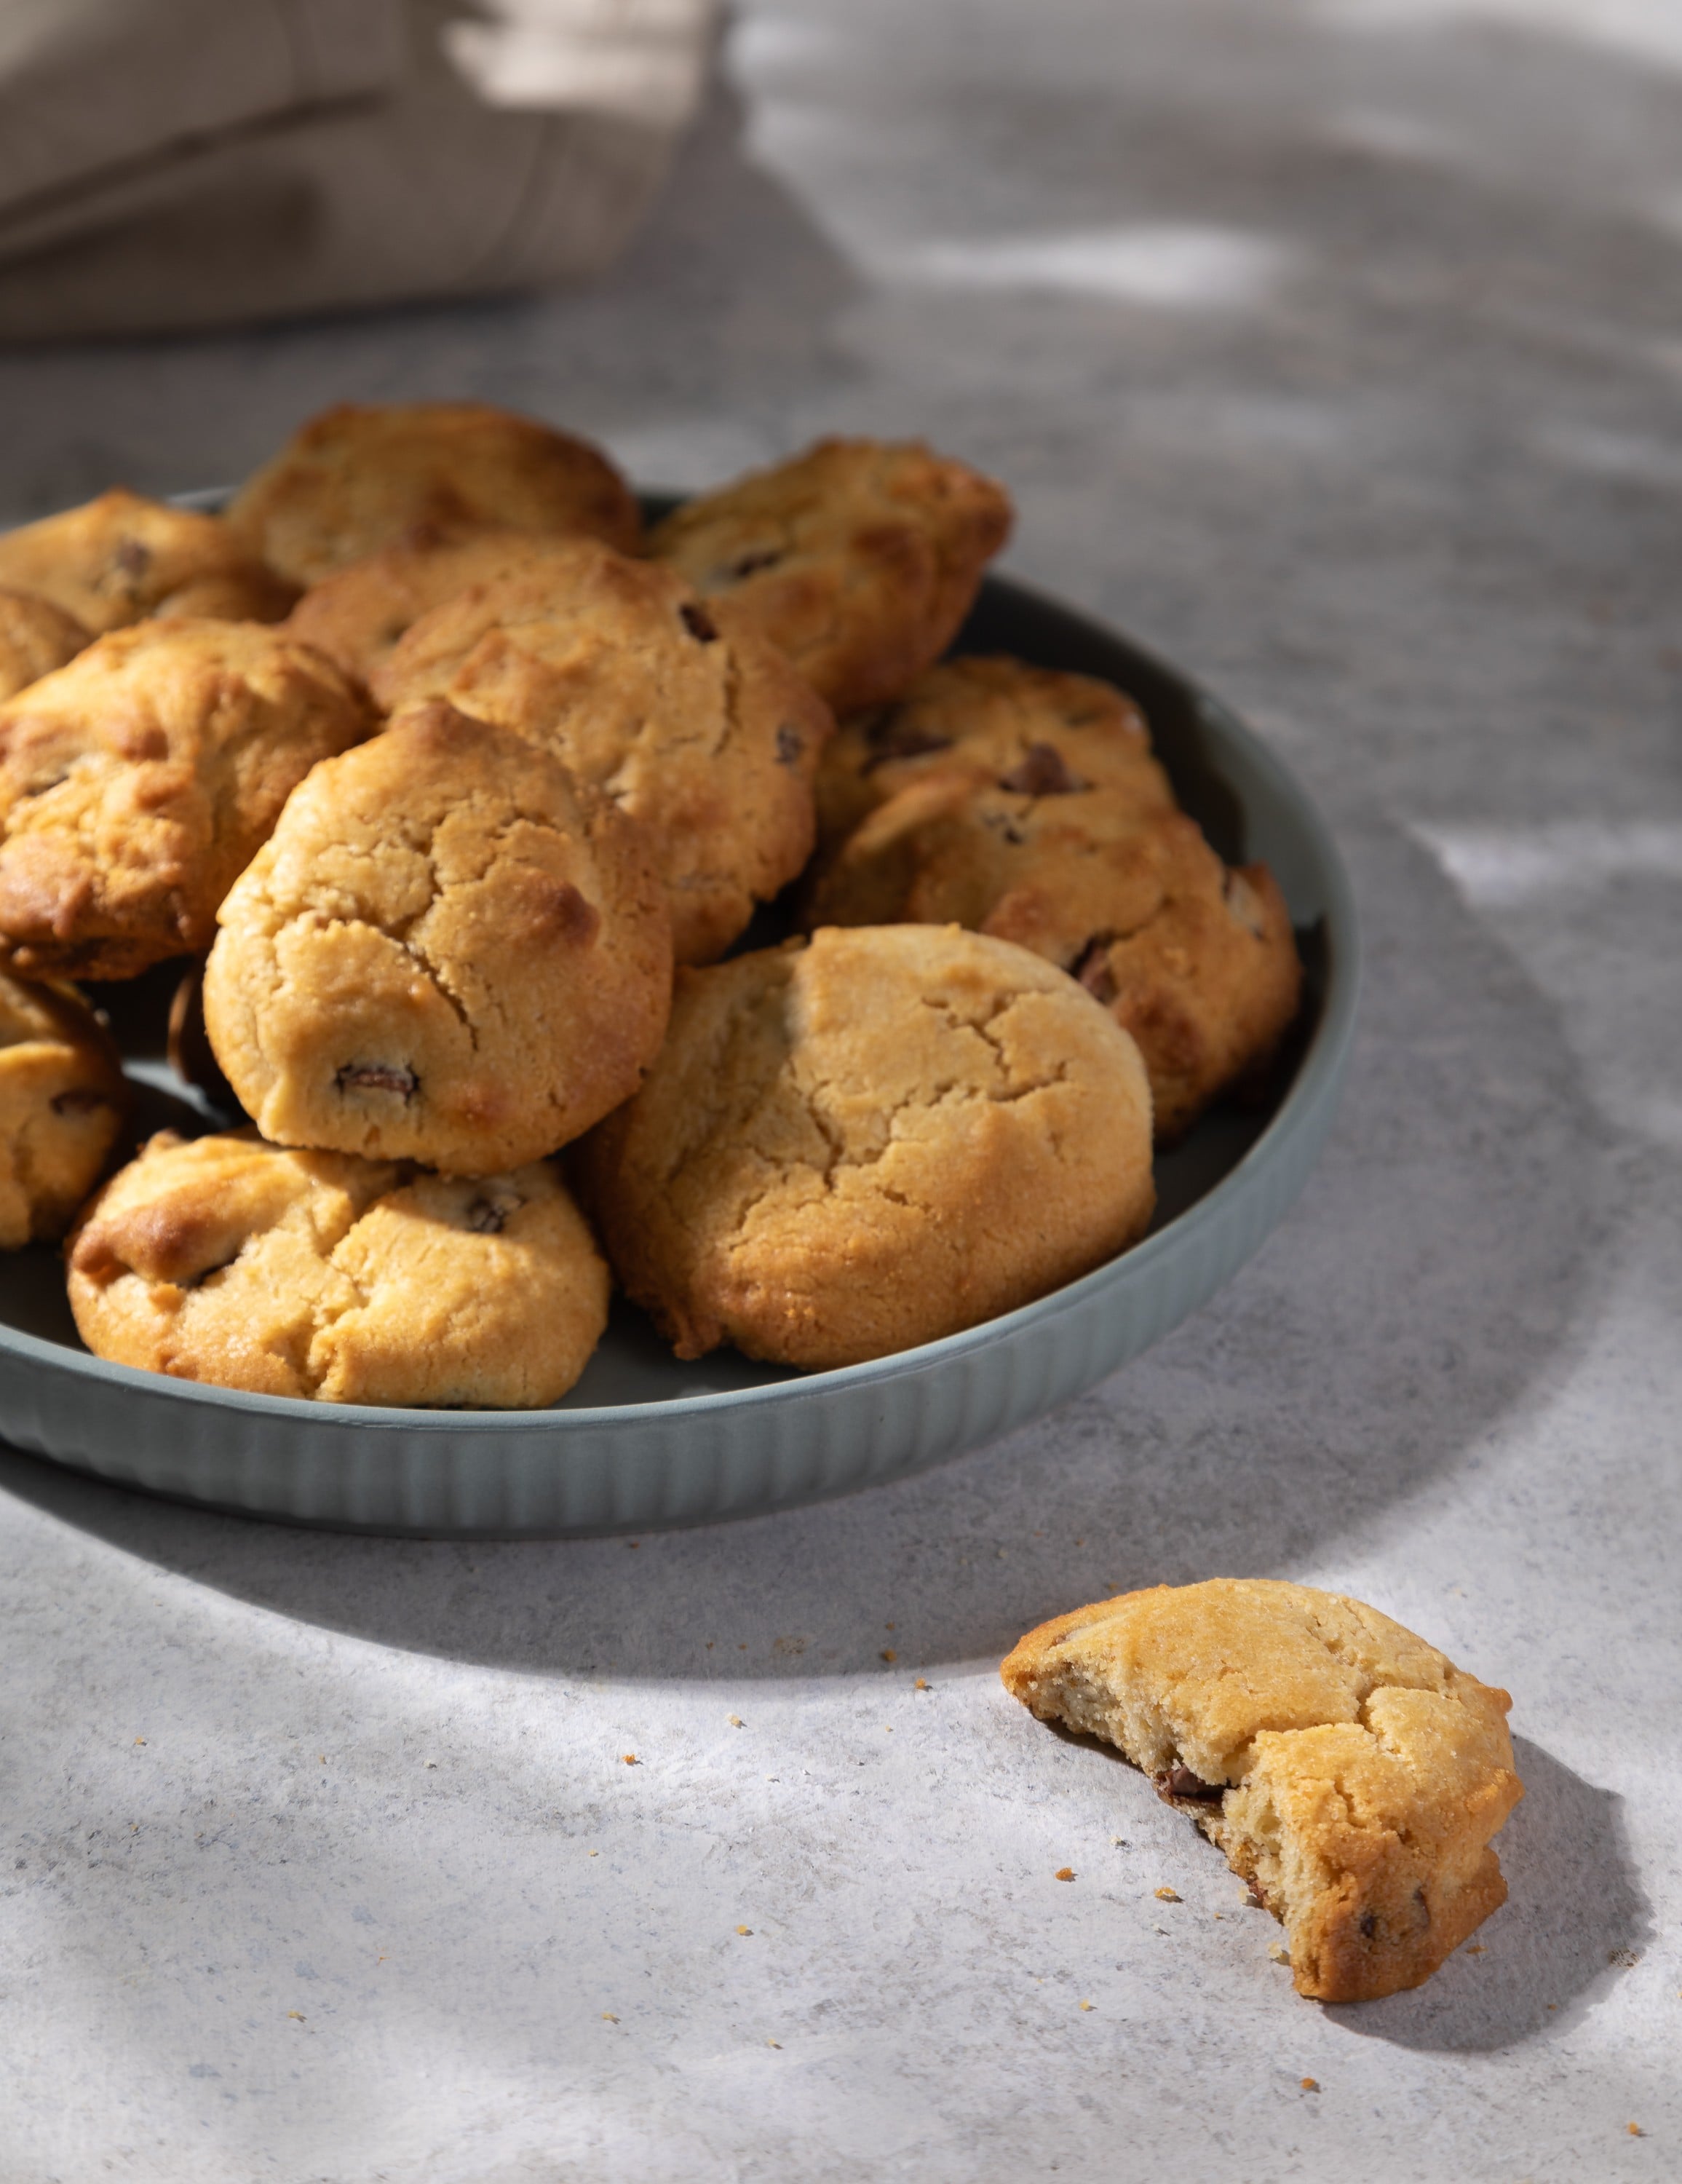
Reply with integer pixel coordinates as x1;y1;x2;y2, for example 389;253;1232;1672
0;490;295;631
814;654;1173;852
809;788;1300;1142
1001;1580;1524;2003
581;923;1155;1370
0;970;128;1246
0;590;89;702
0;620;373;980
648;438;1013;715
227;400;642;586
372;540;833;965
68;1131;609;1407
203;700;672;1176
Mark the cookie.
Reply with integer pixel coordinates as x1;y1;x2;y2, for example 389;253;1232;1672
0;970;128;1247
0;619;373;981
0;490;296;633
0;590;89;703
1001;1580;1524;2003
227;400;642;587
67;1130;609;1407
814;654;1173;852
648;438;1013;715
580;923;1155;1370
808;787;1300;1142
203;699;672;1176
372;540;833;965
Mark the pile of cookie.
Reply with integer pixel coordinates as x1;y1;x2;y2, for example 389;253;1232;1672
0;401;1301;1406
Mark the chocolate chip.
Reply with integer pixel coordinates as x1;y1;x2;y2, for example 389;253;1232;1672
775;724;804;766
860;708;954;770
680;602;718;643
50;1088;111;1117
1153;1765;1225;1803
729;548;783;580
336;1063;418;1099
1359;1911;1378;1939
1074;938;1118;1005
999;742;1085;796
113;537;151;579
465;1198;508;1234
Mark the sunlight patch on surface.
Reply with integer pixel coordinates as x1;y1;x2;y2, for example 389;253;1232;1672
879;226;1294;309
1411;820;1682;908
1314;0;1682;73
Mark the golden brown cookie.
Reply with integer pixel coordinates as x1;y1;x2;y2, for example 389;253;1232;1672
1001;1579;1524;2004
227;401;643;587
814;654;1173;852
808;786;1300;1142
0;971;128;1246
203;700;672;1176
580;923;1155;1370
0;490;295;633
0;620;373;981
648;438;1013;715
67;1130;609;1406
0;590;90;703
372;540;833;965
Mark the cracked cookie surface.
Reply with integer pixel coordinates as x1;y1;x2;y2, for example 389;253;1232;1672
808;787;1300;1142
1001;1579;1524;2003
203;699;672;1175
68;1130;610;1406
0;970;128;1246
0;490;295;632
372;539;832;965
227;400;642;587
0;618;373;980
0;590;90;703
580;922;1155;1369
648;438;1013;716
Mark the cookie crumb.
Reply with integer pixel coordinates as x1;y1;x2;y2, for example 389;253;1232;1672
602;2013;618;2023
1301;2078;1320;2093
1055;1867;1076;1882
1627;2124;1642;2138
881;1648;897;1662
1079;1999;1093;2011
915;1677;930;1690
729;1715;744;1728
1154;1887;1181;1902
1269;1942;1290;1964
287;2011;306;2022
736;1926;753;1936
622;1754;639;1766
766;2038;782;2049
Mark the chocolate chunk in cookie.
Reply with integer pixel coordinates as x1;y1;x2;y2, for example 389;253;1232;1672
0;490;296;632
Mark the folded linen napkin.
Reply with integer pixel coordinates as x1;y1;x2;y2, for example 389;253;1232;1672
0;0;717;339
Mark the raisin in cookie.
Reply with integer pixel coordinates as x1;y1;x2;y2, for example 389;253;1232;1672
648;438;1013;716
0;619;373;981
581;923;1154;1370
68;1130;609;1406
0;590;89;703
814;654;1173;852
227;401;642;587
809;786;1300;1143
0;970;128;1246
203;700;671;1176
373;540;832;965
1002;1580;1523;2003
0;490;295;632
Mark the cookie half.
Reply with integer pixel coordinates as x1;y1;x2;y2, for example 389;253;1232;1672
581;923;1155;1369
0;590;90;703
0;619;373;980
1001;1579;1524;2003
0;970;128;1246
648;438;1013;714
0;490;295;632
203;699;672;1175
227;401;642;586
68;1130;609;1406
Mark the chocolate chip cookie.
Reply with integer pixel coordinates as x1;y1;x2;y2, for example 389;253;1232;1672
0;970;128;1246
372;539;832;965
1001;1580;1524;2003
581;922;1155;1370
203;700;672;1176
648;438;1013;715
0;619;373;981
227;400;642;587
68;1130;610;1406
0;590;90;703
0;490;295;632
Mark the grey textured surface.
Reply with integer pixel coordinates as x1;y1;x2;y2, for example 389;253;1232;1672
2;2;1679;2177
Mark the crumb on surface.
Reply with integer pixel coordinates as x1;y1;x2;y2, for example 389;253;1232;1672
1055;1867;1076;1881
1301;2077;1320;2092
881;1648;897;1662
729;1714;744;1727
915;1677;930;1690
1154;1886;1181;1902
1079;1999;1093;2011
622;1753;639;1765
601;2012;618;2022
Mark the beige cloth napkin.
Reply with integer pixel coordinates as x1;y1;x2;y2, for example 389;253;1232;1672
0;0;717;339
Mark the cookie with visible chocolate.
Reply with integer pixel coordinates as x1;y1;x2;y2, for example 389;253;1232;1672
0;490;295;633
580;922;1155;1371
807;784;1299;1142
372;539;832;965
0;970;128;1247
67;1130;609;1407
648;438;1013;715
1001;1580;1524;2003
202;700;672;1176
227;400;642;587
0;590;89;703
0;619;373;981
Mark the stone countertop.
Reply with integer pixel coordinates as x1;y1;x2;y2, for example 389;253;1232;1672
2;4;1679;2177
